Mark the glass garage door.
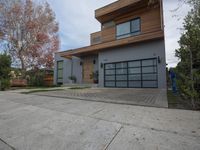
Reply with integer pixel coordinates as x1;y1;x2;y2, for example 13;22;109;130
104;58;158;88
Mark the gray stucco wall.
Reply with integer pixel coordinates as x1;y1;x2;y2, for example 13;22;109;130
54;54;82;85
72;56;82;83
98;39;166;89
54;39;166;88
54;53;99;85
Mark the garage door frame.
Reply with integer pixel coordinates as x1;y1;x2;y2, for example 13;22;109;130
104;58;158;88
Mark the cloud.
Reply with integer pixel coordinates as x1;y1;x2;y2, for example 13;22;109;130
163;0;190;67
46;0;190;67
46;0;116;50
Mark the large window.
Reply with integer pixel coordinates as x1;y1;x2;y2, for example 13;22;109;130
116;18;141;39
57;61;63;81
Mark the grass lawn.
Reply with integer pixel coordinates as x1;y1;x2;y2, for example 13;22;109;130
20;85;91;94
21;88;64;94
68;86;91;90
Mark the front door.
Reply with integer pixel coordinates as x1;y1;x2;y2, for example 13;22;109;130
82;56;94;83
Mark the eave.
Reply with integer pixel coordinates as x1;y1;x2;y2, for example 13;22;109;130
95;0;148;23
58;30;164;58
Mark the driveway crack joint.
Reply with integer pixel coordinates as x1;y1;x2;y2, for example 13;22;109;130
0;137;15;150
104;126;123;150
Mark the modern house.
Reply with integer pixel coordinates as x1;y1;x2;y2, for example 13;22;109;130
54;0;166;88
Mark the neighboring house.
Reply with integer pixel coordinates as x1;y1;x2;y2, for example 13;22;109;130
54;0;166;89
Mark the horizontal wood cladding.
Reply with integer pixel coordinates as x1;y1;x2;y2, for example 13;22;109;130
90;27;116;44
58;0;164;58
82;56;94;83
90;31;102;45
95;0;142;22
59;30;164;57
101;26;116;43
117;6;161;33
100;6;162;43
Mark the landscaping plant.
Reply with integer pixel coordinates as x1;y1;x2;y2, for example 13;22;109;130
0;0;59;76
0;53;11;90
175;0;200;109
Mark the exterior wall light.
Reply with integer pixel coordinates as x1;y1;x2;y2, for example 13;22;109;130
93;60;96;64
80;61;83;66
158;56;161;64
101;63;104;68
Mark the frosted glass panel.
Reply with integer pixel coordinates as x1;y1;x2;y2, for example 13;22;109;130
116;62;127;68
143;81;157;88
105;76;115;81
142;74;157;80
105;64;115;69
129;74;141;80
105;69;115;75
116;69;127;75
116;75;127;80
105;82;115;87
129;81;142;88
128;61;140;67
116;82;127;87
129;68;141;74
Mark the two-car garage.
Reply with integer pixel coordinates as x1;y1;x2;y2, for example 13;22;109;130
104;58;158;88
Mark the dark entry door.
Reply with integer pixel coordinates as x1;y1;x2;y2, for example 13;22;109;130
104;58;158;88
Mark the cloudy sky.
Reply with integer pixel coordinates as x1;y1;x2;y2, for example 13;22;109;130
46;0;190;67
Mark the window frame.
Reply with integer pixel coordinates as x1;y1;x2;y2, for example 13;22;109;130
116;17;141;39
57;60;64;81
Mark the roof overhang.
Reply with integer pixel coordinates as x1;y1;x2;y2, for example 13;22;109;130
95;0;149;23
58;30;164;58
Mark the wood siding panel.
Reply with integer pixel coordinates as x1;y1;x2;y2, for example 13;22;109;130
141;7;161;33
59;30;164;57
58;0;164;58
82;56;94;83
90;31;102;45
80;30;163;54
114;6;161;35
101;26;116;42
99;6;161;44
95;0;142;22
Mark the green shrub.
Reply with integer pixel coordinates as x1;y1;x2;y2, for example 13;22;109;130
28;71;45;87
0;53;11;91
0;53;11;79
0;79;10;91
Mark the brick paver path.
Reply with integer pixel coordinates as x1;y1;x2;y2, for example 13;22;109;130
34;88;168;108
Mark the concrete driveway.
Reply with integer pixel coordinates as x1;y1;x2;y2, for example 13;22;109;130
33;88;168;108
0;91;200;150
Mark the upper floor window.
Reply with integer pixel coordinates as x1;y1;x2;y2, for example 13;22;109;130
116;18;141;39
